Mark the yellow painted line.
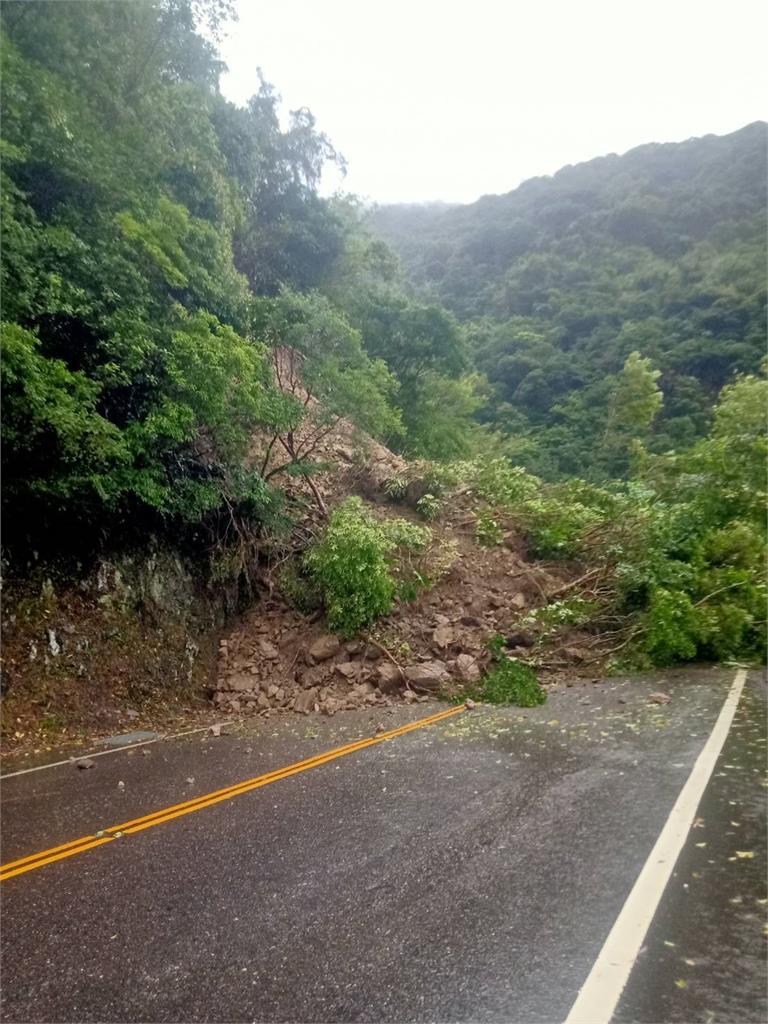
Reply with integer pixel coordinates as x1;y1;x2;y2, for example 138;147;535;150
0;837;117;881
1;705;465;882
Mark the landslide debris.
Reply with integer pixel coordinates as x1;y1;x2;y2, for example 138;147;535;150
212;417;593;719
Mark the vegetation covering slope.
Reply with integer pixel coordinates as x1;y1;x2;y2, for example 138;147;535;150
370;124;767;478
0;0;482;563
0;0;765;741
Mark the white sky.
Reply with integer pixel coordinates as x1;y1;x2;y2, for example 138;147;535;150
218;0;768;204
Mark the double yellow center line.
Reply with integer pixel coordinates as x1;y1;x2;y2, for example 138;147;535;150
0;704;465;882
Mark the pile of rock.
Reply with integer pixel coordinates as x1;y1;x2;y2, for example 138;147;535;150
212;622;484;717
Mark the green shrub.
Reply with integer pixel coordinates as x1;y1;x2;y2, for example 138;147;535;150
384;475;408;500
416;493;442;520
470;458;541;506
278;561;322;614
460;635;547;707
478;659;547;707
475;509;504;546
645;587;700;663
522;495;602;559
522;596;596;635
304;497;431;636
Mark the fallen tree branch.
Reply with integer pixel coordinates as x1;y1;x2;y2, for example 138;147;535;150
364;636;411;690
582;626;645;663
694;580;748;607
548;567;606;598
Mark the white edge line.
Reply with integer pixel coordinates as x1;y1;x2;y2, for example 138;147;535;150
564;668;747;1024
0;724;221;780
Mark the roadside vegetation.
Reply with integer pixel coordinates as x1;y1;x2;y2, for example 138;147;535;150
0;1;765;727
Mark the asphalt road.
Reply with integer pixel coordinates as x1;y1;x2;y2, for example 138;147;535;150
1;667;765;1023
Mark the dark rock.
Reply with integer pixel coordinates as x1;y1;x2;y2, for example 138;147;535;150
564;647;586;661
505;632;534;648
376;662;402;693
300;665;328;687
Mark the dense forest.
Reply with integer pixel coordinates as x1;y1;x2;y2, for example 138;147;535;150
371;124;767;477
1;0;765;674
0;0;478;557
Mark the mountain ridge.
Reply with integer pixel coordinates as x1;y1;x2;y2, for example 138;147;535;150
367;121;766;478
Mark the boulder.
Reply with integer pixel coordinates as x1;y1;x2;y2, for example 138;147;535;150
455;653;481;683
404;661;449;690
351;680;378;700
222;673;256;692
300;665;329;687
294;687;318;714
308;635;341;662
376;662;402;694
320;697;344;716
510;592;527;610
564;646;586;662
257;639;279;660
431;624;454;650
334;661;360;680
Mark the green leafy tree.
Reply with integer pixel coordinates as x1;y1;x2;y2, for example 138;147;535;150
0;1;346;553
600;351;663;476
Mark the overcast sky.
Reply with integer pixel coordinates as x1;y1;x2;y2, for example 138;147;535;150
218;0;767;205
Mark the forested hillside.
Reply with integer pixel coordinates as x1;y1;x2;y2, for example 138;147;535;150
1;1;765;742
0;0;481;561
370;124;767;477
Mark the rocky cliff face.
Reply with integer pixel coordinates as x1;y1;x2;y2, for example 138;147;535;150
0;548;236;748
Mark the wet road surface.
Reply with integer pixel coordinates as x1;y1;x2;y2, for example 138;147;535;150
1;667;765;1022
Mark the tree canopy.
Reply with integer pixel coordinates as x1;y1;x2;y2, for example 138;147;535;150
0;0;485;555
